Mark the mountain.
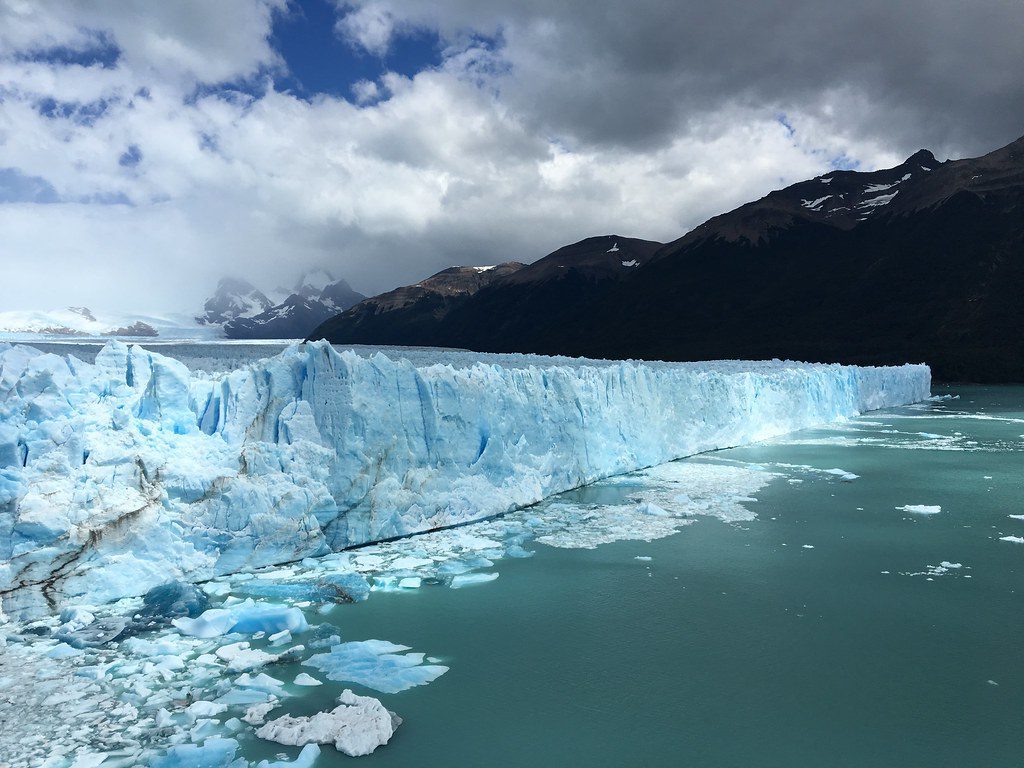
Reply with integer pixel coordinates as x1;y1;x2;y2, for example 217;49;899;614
224;273;367;339
309;261;526;346
310;134;1024;381
196;278;273;325
309;236;661;346
0;306;216;339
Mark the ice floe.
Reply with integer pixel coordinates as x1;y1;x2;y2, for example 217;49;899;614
255;689;400;757
896;505;942;515
304;640;449;694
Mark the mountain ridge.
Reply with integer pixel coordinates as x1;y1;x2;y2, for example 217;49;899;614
311;133;1024;381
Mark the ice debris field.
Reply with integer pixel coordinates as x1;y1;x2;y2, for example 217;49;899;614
0;340;930;764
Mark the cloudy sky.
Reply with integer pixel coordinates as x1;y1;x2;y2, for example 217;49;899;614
1;0;1022;312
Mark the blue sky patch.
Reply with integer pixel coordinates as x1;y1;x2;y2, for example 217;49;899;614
271;0;443;100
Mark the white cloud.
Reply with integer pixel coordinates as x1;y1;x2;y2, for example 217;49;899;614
333;1;397;56
2;0;1005;314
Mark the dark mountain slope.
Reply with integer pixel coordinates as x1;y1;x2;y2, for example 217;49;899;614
310;236;661;347
308;262;526;346
312;135;1024;381
536;187;1024;381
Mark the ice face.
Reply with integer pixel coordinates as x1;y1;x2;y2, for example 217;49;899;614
0;339;930;617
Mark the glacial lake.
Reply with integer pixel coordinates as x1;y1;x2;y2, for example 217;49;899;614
239;385;1023;767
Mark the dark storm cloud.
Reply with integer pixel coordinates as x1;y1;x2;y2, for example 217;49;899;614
347;0;1024;157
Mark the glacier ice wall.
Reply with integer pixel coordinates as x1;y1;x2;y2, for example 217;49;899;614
0;340;930;617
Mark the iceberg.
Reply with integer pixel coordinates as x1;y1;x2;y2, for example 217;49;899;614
303;639;449;694
255;689;401;757
0;339;930;616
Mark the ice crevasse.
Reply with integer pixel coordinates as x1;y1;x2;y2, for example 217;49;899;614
0;340;930;617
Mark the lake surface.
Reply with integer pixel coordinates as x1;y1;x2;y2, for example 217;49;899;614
230;385;1023;767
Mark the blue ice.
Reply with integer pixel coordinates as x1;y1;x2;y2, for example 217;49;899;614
304;639;449;694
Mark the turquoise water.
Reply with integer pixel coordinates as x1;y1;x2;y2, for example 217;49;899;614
250;386;1023;767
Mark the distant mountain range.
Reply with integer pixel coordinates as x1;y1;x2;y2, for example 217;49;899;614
310;134;1024;382
0;306;211;339
198;270;366;339
0;270;367;342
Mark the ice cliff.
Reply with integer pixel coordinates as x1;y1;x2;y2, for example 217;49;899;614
0;340;930;617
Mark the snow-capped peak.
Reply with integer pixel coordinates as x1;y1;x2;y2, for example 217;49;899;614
294;269;335;297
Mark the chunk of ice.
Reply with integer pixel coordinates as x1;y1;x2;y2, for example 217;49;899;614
256;689;401;757
304;640;449;694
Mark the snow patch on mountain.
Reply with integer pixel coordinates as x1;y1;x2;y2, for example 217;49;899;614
800;195;832;210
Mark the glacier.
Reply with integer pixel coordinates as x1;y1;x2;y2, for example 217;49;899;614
0;339;930;618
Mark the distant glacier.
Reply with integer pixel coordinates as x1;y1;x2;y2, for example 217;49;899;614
0;340;930;618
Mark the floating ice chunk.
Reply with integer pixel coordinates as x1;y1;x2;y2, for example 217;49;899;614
185;700;227;723
256;744;322;768
65;754;109;768
398;577;422;589
304;640;449;694
901;561;970;578
802;545;815;549
216;642;280;672
45;643;83;659
268;630;292;646
635;556;653;561
226;602;309;636
1008;515;1024;521
235;672;288;696
896;505;941;515
121;636;188;657
58;606;95;629
390;556;433;570
173;601;307;638
150;737;244;768
824;468;859;481
216;687;274;707
237;573;371;604
638;502;670;516
172;609;237;639
294;673;322;686
256;689;401;757
243;700;279;726
55;616;128;648
999;535;1024;544
134;582;209;633
449;572;499;589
